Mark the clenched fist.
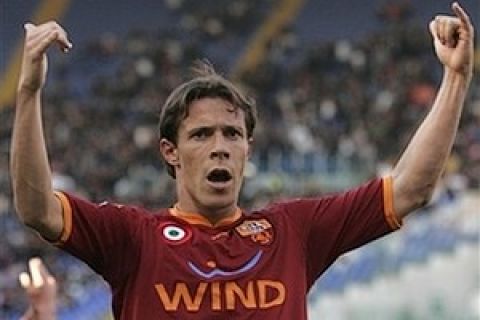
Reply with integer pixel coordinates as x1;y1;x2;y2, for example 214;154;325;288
430;2;474;81
18;21;73;94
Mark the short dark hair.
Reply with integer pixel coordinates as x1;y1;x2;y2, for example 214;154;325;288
158;62;257;178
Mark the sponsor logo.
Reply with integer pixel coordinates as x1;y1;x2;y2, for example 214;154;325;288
155;279;286;312
153;219;285;312
188;250;263;279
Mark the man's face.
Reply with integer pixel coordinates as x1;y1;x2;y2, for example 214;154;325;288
162;97;251;216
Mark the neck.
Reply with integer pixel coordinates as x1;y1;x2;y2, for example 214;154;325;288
175;201;238;225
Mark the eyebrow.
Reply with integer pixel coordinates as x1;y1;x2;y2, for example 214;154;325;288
186;125;244;135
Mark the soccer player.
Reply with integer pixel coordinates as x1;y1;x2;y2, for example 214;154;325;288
19;258;57;320
10;2;474;319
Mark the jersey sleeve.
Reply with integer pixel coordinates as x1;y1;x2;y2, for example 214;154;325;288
277;177;401;284
52;191;145;284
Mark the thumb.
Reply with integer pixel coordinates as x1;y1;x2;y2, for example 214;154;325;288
428;20;438;40
428;20;443;47
23;22;35;32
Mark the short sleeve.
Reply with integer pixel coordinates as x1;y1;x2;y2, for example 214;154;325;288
53;191;145;284
278;177;401;285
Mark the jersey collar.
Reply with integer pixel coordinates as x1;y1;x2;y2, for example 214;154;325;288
169;204;242;228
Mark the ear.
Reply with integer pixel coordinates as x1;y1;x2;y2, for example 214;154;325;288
159;138;179;166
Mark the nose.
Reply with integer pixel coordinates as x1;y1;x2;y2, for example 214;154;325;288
210;133;230;160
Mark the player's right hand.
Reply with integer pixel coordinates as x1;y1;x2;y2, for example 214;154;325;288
18;21;72;94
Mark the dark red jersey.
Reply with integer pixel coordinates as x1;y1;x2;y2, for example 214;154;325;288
53;177;401;319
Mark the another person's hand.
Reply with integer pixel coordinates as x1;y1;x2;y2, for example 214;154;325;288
429;2;474;80
18;21;72;94
19;257;57;320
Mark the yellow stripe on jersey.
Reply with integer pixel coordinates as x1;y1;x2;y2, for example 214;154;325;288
383;176;402;230
169;205;242;228
53;191;73;243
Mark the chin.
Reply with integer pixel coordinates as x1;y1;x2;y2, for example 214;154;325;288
202;192;237;210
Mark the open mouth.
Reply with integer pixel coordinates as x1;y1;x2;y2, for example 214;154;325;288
206;168;233;186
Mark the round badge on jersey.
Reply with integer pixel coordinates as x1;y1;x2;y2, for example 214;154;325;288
159;223;192;245
164;225;185;241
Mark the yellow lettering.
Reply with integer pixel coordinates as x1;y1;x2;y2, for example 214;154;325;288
211;281;221;310
225;280;257;310
257;280;286;309
154;280;286;311
155;282;208;311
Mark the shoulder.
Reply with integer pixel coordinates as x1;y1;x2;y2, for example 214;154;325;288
249;196;330;214
61;191;171;221
107;203;172;222
246;197;323;221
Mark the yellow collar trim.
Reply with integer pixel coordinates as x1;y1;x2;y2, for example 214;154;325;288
169;204;242;228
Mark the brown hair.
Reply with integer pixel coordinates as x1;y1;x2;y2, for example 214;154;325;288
158;62;257;178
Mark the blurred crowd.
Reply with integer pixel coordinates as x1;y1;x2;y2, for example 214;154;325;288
0;0;478;317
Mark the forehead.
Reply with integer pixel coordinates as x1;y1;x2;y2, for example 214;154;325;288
181;97;246;130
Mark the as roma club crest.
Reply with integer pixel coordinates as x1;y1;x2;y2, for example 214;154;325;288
235;219;274;245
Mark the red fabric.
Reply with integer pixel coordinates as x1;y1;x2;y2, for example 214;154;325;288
58;178;394;319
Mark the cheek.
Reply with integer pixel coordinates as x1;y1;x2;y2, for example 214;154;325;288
234;147;249;171
179;147;205;173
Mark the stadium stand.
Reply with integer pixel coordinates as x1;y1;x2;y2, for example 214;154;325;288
0;0;478;319
309;192;480;319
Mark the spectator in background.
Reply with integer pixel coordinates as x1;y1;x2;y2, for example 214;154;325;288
19;258;57;320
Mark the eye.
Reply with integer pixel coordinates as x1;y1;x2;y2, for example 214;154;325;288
193;131;206;139
190;129;210;140
225;128;243;140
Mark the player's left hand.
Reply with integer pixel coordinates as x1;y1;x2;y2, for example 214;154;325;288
429;2;474;81
19;257;57;320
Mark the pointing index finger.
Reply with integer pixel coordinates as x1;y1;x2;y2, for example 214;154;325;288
29;257;44;288
52;25;73;52
452;2;472;29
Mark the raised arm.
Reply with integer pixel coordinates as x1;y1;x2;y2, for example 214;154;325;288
10;22;72;240
391;2;474;219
